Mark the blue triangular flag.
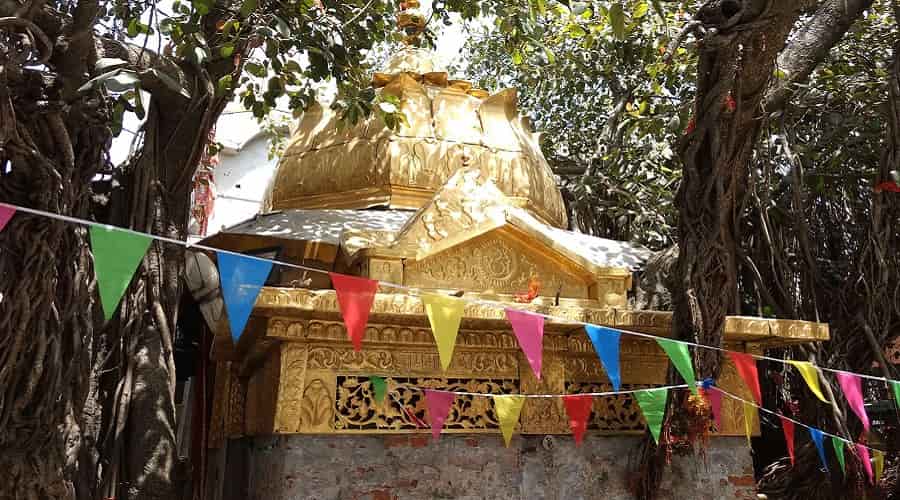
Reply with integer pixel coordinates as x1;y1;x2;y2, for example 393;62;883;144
809;427;829;472
585;325;621;391
218;251;273;341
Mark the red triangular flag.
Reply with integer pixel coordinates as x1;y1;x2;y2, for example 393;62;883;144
563;395;593;446
780;415;795;466
0;204;14;232
329;272;378;351
702;387;723;430
424;390;455;441
727;352;762;405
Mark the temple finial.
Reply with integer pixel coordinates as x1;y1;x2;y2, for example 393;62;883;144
397;0;426;46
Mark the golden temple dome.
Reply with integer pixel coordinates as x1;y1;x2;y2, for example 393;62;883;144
264;46;568;228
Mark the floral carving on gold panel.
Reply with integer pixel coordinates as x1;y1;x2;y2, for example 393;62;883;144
225;366;247;437
300;378;334;431
404;232;587;298
305;346;519;378
334;376;517;431
275;344;308;433
565;382;651;431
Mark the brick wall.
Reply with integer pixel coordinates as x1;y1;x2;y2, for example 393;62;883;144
234;435;756;500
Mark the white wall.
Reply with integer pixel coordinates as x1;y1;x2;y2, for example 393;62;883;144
205;134;277;235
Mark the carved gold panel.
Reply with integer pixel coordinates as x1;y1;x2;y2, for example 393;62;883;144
224;364;246;439
519;354;568;434
234;320;763;440
215;295;829;444
207;362;231;449
367;258;403;288
404;230;592;298
245;352;280;435
333;376;517;432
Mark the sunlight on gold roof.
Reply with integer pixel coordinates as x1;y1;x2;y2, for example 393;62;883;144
264;44;568;228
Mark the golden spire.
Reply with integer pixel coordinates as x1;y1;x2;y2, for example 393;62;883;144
397;0;427;46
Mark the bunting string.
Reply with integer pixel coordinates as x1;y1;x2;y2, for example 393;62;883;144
408;383;690;398
2;202;898;459
3;201;897;388
710;386;885;455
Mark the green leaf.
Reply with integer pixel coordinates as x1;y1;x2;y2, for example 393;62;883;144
133;87;145;119
127;18;140;38
245;62;267;77
610;3;626;40
80;69;141;93
543;46;556;65
570;1;589;16
633;2;649;19
220;44;235;58
218;74;233;94
191;0;213;15
239;0;257;18
274;16;290;37
284;60;301;73
143;68;191;98
96;58;128;71
511;49;523;65
378;101;398;114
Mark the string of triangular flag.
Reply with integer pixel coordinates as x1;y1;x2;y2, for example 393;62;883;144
713;385;885;484
415;383;685;447
1;202;894;388
359;377;886;481
0;202;895;470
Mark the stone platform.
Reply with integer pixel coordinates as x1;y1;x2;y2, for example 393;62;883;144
216;435;756;500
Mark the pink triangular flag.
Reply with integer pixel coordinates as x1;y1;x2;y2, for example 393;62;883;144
856;444;874;484
562;395;593;446
0;204;15;232
836;372;870;431
329;272;378;351
779;416;795;466
703;387;723;430
505;308;545;379
424;390;455;441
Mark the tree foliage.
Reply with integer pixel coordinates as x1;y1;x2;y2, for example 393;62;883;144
464;1;699;249
465;1;899;498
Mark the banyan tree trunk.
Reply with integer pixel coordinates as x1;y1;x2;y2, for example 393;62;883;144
758;9;900;498
0;13;228;495
634;1;803;498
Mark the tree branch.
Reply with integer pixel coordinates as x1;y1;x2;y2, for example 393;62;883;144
763;0;874;113
95;37;192;105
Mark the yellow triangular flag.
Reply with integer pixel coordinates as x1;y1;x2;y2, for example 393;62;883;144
788;361;829;402
493;395;526;447
742;401;757;445
421;294;466;371
874;450;884;483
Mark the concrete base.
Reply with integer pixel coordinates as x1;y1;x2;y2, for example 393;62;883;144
226;434;756;500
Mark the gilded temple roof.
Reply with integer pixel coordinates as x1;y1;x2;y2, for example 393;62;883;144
262;47;568;228
222;209;413;246
219;207;652;271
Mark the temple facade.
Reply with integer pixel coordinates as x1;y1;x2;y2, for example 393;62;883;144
191;20;830;499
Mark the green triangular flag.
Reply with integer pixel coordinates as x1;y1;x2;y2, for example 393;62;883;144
656;339;697;394
832;436;847;477
634;388;669;444
890;381;900;410
369;376;386;404
90;226;152;320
